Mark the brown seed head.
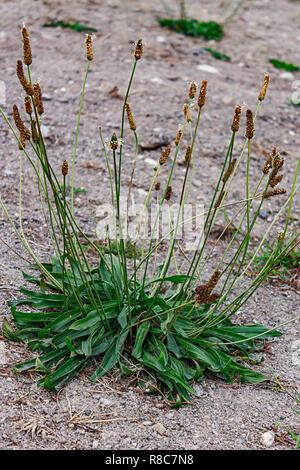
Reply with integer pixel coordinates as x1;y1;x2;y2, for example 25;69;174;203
189;81;197;99
258;75;270;101
125;103;136;131
273;155;284;171
262;155;273;175
33;82;44;115
207;270;221;293
31;120;39;143
185;146;192;165
18;133;26;151
195;270;221;304
154;181;161;191
174;128;183;146
22;25;32;65
231;105;242;133
270;173;283;188
222;158;237;183
62;160;69;176
183;103;192;122
85;34;93;61
196;292;220;305
159;146;171;165
265;188;287;199
245;109;254;139
16;60;33;96
13;104;31;140
164;185;172;201
134;40;144;60
24;96;33;115
214;190;225;209
198;80;207;107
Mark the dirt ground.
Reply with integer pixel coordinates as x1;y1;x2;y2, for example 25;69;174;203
0;0;299;450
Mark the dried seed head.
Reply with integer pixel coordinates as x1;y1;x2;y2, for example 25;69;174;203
16;60;34;96
245;109;254;139
189;81;197;99
265;188;287;199
198;80;207;107
258;75;270;101
222;158;237;183
196;292;220;305
174;128;183;146
206;270;221;293
31;119;39;143
134;39;144;60
61;160;69;176
270;173;283;188
159;146;171;165
18;133;26;150
195;270;221;304
231;105;242;133
214;190;225;209
22;25;32;65
185;146;192;165
109;133;118;150
164;185;172;201
262;155;273;175
24;96;33;115
155;181;161;191
85;34;93;61
125;103;136;131
183;103;192;122
13;104;31;140
273;155;284;171
33;82;44;115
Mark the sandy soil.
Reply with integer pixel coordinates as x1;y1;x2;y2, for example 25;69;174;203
0;0;299;450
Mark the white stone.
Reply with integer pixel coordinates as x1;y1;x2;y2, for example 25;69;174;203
40;124;50;137
144;158;158;166
92;440;99;449
156;36;166;43
279;72;294;80
197;64;219;74
150;77;164;84
261;431;275;447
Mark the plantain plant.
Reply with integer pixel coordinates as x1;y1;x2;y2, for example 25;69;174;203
0;28;299;406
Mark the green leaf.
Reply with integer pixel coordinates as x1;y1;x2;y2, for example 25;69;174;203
2;318;21;342
176;336;221;369
91;330;128;381
132;320;150;360
167;333;182;359
140;351;166;373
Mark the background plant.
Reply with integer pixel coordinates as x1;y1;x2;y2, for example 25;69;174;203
0;27;299;406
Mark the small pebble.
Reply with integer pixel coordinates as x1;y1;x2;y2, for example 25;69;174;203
279;72;294;80
152;423;167;435
259;209;267;220
197;64;219;74
261;430;275;447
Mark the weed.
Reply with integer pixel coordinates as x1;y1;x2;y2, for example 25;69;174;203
269;59;299;72
204;48;231;62
43;20;98;33
158;18;224;41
